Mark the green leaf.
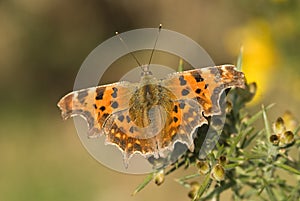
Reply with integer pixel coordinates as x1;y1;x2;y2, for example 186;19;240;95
262;105;272;138
193;174;211;201
176;173;200;183
178;58;184;72
274;162;300;175
243;152;267;160
132;172;154;196
236;46;243;71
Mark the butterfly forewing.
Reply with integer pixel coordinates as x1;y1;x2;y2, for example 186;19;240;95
57;81;137;137
162;65;245;116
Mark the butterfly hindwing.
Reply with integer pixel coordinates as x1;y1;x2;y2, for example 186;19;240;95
155;99;208;153
104;109;159;159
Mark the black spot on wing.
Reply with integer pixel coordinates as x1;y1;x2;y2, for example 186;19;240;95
129;126;134;133
100;106;106;111
118;115;124;122
191;71;204;82
173;116;178;123
181;89;189;96
111;87;118;98
126;115;131;123
96;87;105;100
173;105;178;113
195;88;201;94
179;75;187;86
111;101;119;109
179;102;185;109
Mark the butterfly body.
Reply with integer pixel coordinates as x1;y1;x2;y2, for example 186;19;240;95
58;65;245;167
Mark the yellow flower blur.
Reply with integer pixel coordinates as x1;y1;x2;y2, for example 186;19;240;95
225;19;278;104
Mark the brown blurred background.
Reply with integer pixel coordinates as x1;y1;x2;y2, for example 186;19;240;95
0;0;299;201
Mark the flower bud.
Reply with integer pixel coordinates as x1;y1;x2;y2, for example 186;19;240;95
279;131;294;146
283;111;299;135
219;155;227;166
196;161;210;175
211;164;225;181
273;117;285;134
269;134;279;146
154;170;165;186
188;181;200;199
248;82;257;95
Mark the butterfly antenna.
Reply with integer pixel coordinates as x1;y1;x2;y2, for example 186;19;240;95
115;31;142;67
148;24;162;66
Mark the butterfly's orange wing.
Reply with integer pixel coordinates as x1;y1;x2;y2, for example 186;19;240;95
162;65;245;115
156;65;245;153
57;82;161;165
57;81;136;137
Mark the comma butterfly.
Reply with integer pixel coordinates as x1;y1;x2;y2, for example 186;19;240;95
57;64;245;168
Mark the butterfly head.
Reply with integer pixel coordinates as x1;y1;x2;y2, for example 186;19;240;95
140;64;155;80
140;64;158;85
140;65;152;76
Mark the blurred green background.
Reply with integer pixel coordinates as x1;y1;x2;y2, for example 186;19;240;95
1;0;299;201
